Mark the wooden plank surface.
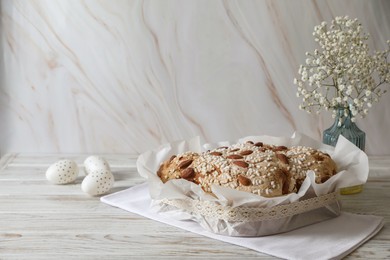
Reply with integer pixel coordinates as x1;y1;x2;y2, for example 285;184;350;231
0;154;389;259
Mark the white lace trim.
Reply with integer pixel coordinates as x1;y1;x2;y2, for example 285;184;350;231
159;192;339;222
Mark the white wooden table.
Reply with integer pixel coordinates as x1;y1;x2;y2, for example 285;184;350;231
0;154;389;259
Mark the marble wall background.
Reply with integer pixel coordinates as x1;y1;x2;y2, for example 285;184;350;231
0;0;389;156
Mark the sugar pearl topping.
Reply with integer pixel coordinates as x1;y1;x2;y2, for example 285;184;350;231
158;141;337;198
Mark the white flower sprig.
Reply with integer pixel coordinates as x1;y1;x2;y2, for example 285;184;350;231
294;16;390;123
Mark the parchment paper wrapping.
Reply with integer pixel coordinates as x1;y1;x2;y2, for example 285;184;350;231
137;132;369;237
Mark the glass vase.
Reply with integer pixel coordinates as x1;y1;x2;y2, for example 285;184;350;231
323;107;365;195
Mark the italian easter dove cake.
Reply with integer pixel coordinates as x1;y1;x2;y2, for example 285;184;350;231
157;141;337;198
137;133;368;236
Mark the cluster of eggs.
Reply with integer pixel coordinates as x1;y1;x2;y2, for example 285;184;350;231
45;156;114;196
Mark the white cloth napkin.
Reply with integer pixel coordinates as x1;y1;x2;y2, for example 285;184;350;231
101;183;384;260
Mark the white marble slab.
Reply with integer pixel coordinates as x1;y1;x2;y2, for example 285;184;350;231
0;0;389;155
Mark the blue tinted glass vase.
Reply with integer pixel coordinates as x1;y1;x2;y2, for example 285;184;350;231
323;107;365;194
323;107;365;150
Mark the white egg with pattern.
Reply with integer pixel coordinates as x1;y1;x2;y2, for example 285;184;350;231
46;159;79;184
83;156;111;175
81;169;115;196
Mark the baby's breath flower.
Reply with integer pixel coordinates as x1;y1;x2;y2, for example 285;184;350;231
294;16;390;122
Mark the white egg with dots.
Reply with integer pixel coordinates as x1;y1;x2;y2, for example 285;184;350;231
84;156;111;175
46;159;79;184
81;169;115;196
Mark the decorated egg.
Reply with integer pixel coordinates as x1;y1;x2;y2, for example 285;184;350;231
81;169;114;196
46;159;79;184
83;156;111;175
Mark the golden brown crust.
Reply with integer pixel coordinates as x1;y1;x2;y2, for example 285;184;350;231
157;142;337;198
